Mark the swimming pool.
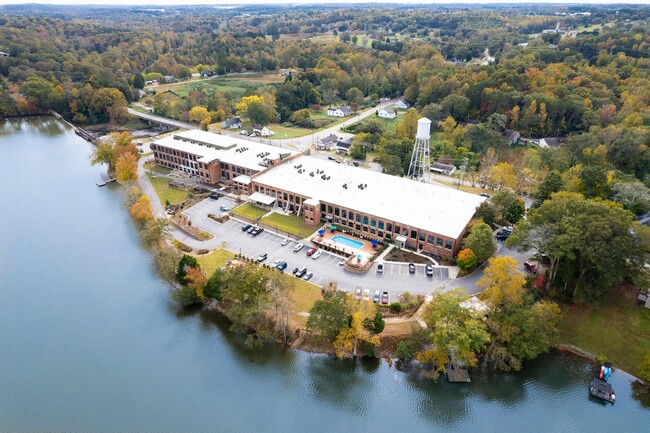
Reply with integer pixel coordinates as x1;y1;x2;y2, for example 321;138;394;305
331;235;364;249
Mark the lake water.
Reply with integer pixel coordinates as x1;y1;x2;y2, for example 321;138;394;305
0;117;648;433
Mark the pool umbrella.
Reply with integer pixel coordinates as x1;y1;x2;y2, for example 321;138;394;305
318;229;325;236
356;253;362;262
371;239;379;247
329;225;336;232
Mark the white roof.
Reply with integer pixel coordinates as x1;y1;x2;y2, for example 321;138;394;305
253;156;485;239
233;174;251;184
248;192;276;205
152;130;298;171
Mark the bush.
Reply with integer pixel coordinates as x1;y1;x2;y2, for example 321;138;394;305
395;328;429;359
389;302;402;313
172;285;200;307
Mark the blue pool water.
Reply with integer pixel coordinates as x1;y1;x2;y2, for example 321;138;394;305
332;235;364;249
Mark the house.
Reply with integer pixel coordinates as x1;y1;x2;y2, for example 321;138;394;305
252;125;275;137
162;75;175;83
539;137;566;149
0;51;9;57
394;98;410;109
503;129;520;145
377;108;396;120
334;136;353;154
191;73;201;79
200;70;214;78
431;162;457;176
327;106;351;117
222;117;242;130
144;80;157;86
317;133;339;150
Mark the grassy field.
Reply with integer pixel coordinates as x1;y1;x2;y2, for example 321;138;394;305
143;162;172;175
556;283;650;376
145;73;284;99
260;212;317;239
231;203;269;221
197;249;236;276
289;278;323;312
145;172;190;206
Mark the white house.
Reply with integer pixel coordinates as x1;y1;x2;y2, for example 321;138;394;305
327;106;351;117
191;73;201;79
222;117;242;129
394;98;410;109
539;137;566;148
378;107;396;120
317;133;339;150
252;125;275;137
334;137;353;154
431;162;457;176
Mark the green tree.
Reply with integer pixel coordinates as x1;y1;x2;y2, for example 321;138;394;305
364;308;385;334
533;171;564;207
307;290;351;342
349;143;365;160
172;285;200;307
463;222;495;263
19;76;60;110
475;201;497;227
639;353;650;384
132;73;145;90
345;87;364;105
176;254;200;284
141;218;171;247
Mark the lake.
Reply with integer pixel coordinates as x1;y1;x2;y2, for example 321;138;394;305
0;117;648;433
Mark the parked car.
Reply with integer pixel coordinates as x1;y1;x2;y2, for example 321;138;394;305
242;223;252;232
293;243;304;252
272;259;282;268
352;161;359;167
381;291;389;305
373;290;381;303
239;130;250;136
312;250;323;259
252;227;264;237
338;258;346;266
496;230;511;241
295;267;307;278
303;272;314;281
276;261;288;271
247;225;257;234
256;253;268;262
209;193;220;200
328;156;336;161
354;287;363;301
408;263;416;274
479;193;491;198
280;238;290;246
426;264;434;277
220;205;230;212
376;262;384;273
306;247;317;256
291;267;299;275
503;226;514;233
362;289;371;302
524;261;538;274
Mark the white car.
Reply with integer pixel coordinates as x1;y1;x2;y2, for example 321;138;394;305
312;250;323;259
338;258;346;266
281;238;290;246
362;289;371;302
272;259;282;268
293;243;304;252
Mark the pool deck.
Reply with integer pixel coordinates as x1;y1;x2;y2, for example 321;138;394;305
311;229;376;259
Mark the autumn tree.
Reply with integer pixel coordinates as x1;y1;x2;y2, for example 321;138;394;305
333;300;381;358
463;222;495;263
396;108;420;139
189;106;211;124
176;254;200;284
129;195;154;225
185;266;208;303
307;290;351;342
115;152;138;183
456;248;478;271
477;256;526;308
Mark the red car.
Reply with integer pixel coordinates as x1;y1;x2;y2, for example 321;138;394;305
524;261;538;274
306;247;317;256
381;291;389;305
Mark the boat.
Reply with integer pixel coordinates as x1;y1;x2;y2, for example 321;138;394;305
589;378;616;403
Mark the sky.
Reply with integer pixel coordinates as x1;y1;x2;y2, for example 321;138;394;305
0;0;649;5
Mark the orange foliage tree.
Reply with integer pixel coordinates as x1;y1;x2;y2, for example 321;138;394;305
129;195;153;225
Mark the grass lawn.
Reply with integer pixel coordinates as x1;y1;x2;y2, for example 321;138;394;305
231;203;269;221
432;176;493;195
197;249;236;276
144;162;172;175
289;278;323;313
260;212;317;239
145;172;190;206
145;73;285;99
556;283;650;376
385;248;431;265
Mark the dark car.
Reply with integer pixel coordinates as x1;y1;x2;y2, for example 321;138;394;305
292;267;299;275
426;264;434;277
241;223;252;232
408;263;416;274
209;193;220;200
328;156;336;161
479;193;491;198
496;230;511;241
352;161;359;167
252;227;265;237
276;261;288;271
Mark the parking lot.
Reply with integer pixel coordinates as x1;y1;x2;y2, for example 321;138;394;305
175;199;452;297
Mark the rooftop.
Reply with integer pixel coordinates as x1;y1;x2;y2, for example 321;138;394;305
253;155;485;239
153;130;298;170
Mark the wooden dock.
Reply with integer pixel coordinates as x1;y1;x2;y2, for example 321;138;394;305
447;365;471;383
96;178;117;187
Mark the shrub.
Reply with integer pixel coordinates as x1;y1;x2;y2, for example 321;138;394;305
389;302;402;313
172;285;200;307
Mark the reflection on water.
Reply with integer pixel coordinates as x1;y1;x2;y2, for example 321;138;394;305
0;117;648;433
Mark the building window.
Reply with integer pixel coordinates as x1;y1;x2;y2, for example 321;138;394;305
347;221;353;228
363;216;369;225
334;217;340;223
419;233;425;242
348;211;354;220
356;224;361;231
335;208;340;216
437;238;443;247
370;228;376;235
356;214;361;223
394;225;399;234
362;226;369;232
341;210;347;219
327;205;333;213
427;235;435;244
386;223;392;232
255;185;259;192
378;231;384;238
403;228;408;236
378;221;384;230
445;240;453;250
371;218;376;227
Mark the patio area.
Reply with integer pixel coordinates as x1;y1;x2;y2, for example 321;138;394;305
311;226;379;269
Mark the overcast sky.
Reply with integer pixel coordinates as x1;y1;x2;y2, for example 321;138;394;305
0;0;649;5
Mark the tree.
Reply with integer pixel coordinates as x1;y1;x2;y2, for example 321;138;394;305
421;288;490;366
19;76;60;110
533;171;564;207
132;73;145;90
141;218;171;247
349;143;365;160
491;189;525;223
91;141;117;170
115;152;138;184
189;106;211;124
611;181;650;215
334;301;381;358
129;195;153;225
463;222;495;263
396;108;420;139
475;201;497;227
307;290;351;342
490;162;516;189
364;308;385;335
185;266;208;302
176;254;200;284
639;353;650;384
457;248;478;271
345;87;363;105
477;256;527;308
172;285;200;307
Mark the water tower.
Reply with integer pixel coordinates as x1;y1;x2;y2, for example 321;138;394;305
407;117;431;182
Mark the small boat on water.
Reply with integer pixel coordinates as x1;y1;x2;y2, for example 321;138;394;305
589;378;616;403
589;362;615;403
